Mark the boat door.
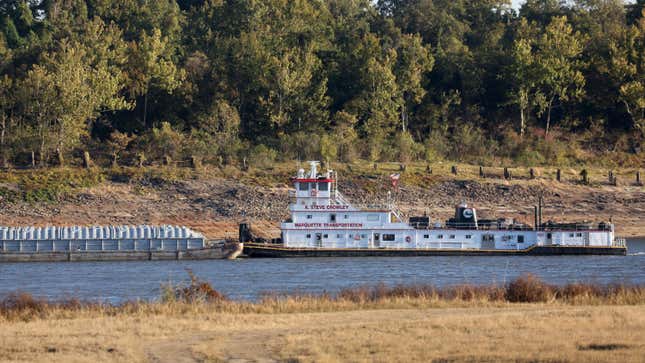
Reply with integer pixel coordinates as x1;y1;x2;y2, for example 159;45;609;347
546;233;552;245
315;233;322;247
373;233;380;248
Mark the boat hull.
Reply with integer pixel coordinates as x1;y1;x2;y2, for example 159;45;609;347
243;243;627;258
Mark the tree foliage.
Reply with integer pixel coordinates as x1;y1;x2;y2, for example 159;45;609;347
0;0;643;167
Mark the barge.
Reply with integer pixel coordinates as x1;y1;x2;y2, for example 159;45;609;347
243;162;627;257
0;225;242;262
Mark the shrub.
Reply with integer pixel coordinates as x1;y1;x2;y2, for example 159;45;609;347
161;270;225;304
505;274;554;303
247;144;278;168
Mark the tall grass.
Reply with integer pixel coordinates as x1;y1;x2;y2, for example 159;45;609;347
2;274;644;322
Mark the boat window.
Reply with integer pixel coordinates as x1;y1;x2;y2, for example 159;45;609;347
576;233;582;237
306;234;311;238
336;234;343;238
449;235;455;239
330;214;336;222
383;234;396;241
374;233;380;240
298;183;309;191
361;234;367;238
367;214;379;221
465;235;472;239
423;234;429;239
306;215;312;219
318;182;329;191
323;234;328;238
518;235;524;243
344;214;349;219
569;233;574;237
437;235;444;239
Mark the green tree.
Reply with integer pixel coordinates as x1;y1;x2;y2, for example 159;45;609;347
17;39;129;166
614;12;645;134
128;28;184;128
508;19;541;137
330;111;359;162
534;16;586;136
394;33;434;132
0;75;13;166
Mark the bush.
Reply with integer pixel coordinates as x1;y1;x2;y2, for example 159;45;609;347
278;131;321;161
248;144;278;168
505;274;554;303
161;270;226;304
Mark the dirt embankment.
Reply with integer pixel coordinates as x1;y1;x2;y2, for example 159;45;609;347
0;176;643;239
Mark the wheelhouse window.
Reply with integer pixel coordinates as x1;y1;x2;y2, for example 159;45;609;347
298;183;309;191
383;234;396;241
576;233;582;237
367;214;379;221
318;182;329;191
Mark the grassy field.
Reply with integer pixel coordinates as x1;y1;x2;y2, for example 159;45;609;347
1;305;644;363
1;275;644;362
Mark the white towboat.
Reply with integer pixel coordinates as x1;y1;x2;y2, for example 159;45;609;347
242;162;627;257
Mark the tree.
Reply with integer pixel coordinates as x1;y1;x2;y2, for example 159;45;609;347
330;111;359;162
534;16;585;136
394;33;433;132
0;75;13;166
507;19;541;137
128;28;184;128
16;39;129;166
16;66;57;166
614;12;645;135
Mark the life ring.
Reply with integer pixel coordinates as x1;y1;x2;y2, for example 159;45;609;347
405;236;412;243
354;234;361;240
310;189;318;197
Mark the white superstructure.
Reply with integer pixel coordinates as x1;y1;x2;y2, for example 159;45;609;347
280;162;619;251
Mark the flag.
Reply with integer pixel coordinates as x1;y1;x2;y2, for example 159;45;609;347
389;173;400;188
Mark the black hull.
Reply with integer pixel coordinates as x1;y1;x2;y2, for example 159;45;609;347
243;243;627;258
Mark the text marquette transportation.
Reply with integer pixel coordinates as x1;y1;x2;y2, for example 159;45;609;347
242;161;627;257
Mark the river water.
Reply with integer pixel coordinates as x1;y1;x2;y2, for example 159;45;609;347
1;239;644;303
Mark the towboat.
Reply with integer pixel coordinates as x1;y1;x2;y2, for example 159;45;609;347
242;162;627;257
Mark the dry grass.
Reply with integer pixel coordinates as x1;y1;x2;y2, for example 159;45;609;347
2;274;645;322
1;304;644;362
0;275;645;362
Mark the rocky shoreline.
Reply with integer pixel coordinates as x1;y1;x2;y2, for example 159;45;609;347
0;176;643;239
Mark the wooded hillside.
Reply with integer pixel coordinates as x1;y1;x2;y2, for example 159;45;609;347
1;0;644;168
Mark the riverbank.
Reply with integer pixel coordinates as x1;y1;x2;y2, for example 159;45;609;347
0;162;643;239
1;275;644;362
